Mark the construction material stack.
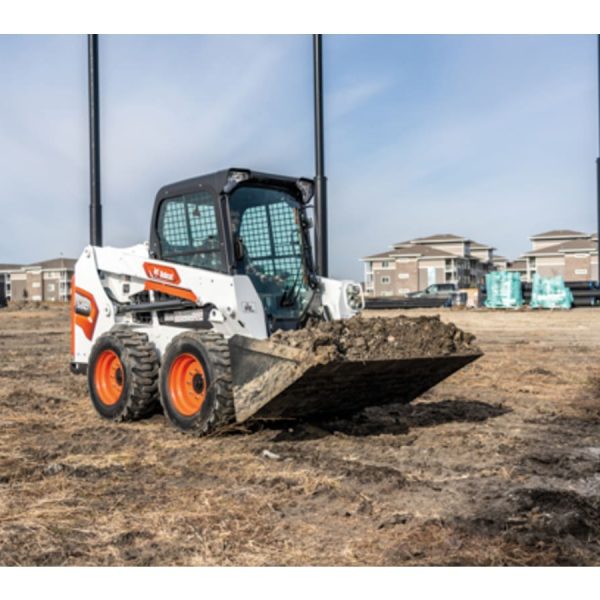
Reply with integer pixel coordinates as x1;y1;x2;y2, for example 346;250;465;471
484;272;523;309
529;274;573;309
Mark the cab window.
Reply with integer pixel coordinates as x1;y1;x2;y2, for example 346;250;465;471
157;191;225;272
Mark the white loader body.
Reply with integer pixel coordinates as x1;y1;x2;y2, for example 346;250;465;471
71;242;361;367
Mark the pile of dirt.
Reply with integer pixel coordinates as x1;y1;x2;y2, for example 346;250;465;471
270;315;479;361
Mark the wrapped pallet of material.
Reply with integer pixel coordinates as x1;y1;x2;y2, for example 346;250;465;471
529;274;573;309
484;272;523;308
463;287;482;308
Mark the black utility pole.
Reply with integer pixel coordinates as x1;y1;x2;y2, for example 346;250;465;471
88;34;102;247
597;35;600;283
313;34;328;277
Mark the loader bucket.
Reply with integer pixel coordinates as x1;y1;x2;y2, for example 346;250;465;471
228;335;482;423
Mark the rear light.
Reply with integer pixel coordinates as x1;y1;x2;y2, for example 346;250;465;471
74;292;93;316
73;287;99;340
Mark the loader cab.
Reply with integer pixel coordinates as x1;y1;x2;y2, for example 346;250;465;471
228;182;317;330
149;169;318;332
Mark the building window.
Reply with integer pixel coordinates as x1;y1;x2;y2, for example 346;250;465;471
398;273;409;279
47;284;55;292
381;276;391;284
382;261;390;268
32;282;40;289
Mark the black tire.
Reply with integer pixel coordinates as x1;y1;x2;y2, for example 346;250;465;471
88;327;160;421
159;331;234;435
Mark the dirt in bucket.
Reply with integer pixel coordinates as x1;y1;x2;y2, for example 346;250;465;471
269;314;480;361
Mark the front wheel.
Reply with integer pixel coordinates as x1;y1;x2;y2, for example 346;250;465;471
159;331;235;435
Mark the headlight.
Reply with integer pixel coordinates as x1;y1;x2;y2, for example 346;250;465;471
345;282;364;311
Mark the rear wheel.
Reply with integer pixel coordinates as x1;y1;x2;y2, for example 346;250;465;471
88;327;160;421
159;331;234;435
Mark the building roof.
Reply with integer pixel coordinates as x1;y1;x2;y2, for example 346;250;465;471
524;238;598;256
530;229;589;240
492;255;508;262
0;258;76;272
362;242;457;261
410;233;465;243
361;249;397;261
391;240;413;249
507;259;527;270
393;244;455;258
32;258;77;269
364;234;499;263
470;241;493;250
552;239;598;254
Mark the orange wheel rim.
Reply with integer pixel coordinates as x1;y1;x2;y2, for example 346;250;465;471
94;349;124;406
168;353;207;416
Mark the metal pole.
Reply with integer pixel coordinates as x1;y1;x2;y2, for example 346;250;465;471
596;34;600;283
313;34;328;277
88;34;102;247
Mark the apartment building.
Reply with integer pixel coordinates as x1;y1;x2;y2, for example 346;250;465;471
361;234;495;297
522;230;598;282
0;263;21;305
506;259;527;281
492;256;528;280
491;255;508;271
0;258;75;303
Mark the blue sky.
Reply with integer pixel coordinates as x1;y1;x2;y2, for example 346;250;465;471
0;34;597;279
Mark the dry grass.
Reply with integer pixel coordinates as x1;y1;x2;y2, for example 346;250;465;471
1;304;600;565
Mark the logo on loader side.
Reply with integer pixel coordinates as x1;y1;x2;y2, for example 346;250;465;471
143;262;181;285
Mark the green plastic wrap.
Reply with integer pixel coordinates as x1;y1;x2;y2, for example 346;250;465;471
529;274;573;309
484;272;523;308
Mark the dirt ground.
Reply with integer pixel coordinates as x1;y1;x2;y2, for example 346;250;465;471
1;304;599;566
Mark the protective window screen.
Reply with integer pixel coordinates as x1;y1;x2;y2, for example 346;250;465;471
158;191;224;272
239;202;302;283
161;202;188;247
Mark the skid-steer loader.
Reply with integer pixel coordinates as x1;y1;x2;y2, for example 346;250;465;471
70;168;480;435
